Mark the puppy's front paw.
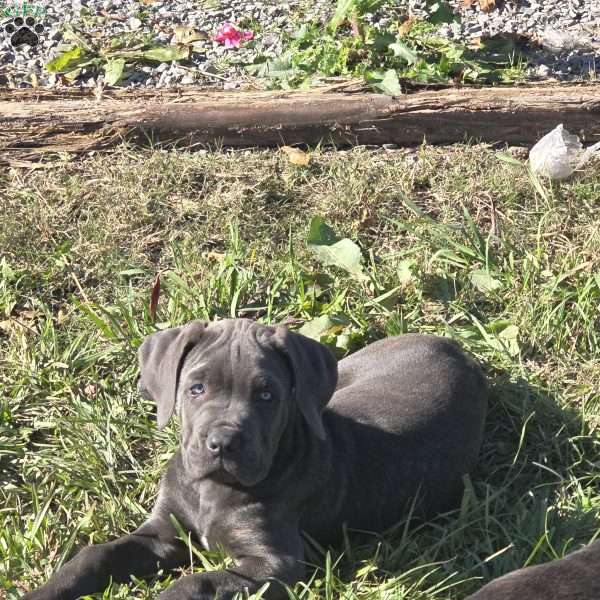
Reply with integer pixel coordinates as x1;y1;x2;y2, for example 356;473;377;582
158;574;234;600
21;587;55;600
157;579;209;600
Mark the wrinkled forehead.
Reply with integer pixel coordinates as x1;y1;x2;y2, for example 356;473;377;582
181;323;290;385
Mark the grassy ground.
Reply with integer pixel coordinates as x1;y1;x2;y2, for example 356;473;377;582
1;142;599;599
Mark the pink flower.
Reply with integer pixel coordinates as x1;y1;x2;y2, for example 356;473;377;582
213;22;254;48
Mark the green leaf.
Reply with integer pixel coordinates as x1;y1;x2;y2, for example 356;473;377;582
496;324;520;357
389;41;418;65
117;45;190;63
329;0;357;32
496;152;524;167
63;68;82;82
427;1;458;25
103;57;125;86
245;56;294;78
307;217;339;245
298;314;350;342
371;32;396;51
373;69;402;96
307;217;367;279
470;269;502;292
143;45;190;62
45;46;87;73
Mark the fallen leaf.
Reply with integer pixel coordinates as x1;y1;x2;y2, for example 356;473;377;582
281;146;310;166
174;26;207;45
63;68;82;82
479;0;496;11
19;310;37;320
150;273;161;321
460;0;476;6
398;18;415;36
203;251;226;262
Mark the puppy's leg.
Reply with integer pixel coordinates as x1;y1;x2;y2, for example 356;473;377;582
23;517;187;600
158;526;305;600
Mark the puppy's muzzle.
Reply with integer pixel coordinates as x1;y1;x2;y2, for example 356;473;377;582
206;425;244;458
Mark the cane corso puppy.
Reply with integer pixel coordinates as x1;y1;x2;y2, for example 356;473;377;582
24;318;487;600
466;540;600;600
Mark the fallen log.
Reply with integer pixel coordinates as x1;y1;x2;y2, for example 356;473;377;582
1;84;599;163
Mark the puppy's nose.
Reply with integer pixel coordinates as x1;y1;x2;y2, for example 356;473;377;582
206;428;242;456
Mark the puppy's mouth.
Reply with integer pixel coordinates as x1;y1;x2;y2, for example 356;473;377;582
208;455;268;487
182;439;268;486
210;463;239;484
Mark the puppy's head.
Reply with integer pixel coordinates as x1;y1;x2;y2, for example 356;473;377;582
138;319;337;487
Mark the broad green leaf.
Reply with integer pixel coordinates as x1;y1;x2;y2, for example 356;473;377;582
118;45;190;63
103;57;125;86
389;41;418;65
470;269;502;292
45;46;86;73
298;314;350;342
307;217;367;279
307;217;339;245
374;69;402;96
143;45;190;62
496;324;520;357
372;32;396;51
246;56;294;78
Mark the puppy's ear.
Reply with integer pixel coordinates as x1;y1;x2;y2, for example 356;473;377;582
138;320;210;430
272;327;338;440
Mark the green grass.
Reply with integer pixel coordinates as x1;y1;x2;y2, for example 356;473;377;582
1;143;599;599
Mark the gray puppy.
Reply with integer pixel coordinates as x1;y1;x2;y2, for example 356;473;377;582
466;540;600;599
24;318;487;600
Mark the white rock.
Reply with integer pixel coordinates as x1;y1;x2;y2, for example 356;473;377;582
128;17;142;30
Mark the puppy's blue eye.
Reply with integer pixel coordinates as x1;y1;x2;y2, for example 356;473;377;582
190;383;205;396
259;391;273;401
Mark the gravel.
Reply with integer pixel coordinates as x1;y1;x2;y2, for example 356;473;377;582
409;0;600;80
0;0;598;89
